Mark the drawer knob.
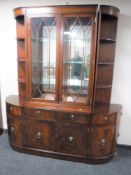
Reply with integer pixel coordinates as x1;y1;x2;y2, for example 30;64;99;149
10;126;15;132
100;138;106;146
37;110;41;115
36;132;42;140
70;114;75;119
68;136;74;142
104;116;108;122
10;107;13;112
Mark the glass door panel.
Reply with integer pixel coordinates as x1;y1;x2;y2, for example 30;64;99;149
31;17;56;101
62;17;93;104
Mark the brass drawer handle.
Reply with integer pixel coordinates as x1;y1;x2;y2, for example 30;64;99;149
36;110;41;115
10;126;15;132
100;138;106;146
36;132;42;140
104;116;109;123
68;136;74;142
70;114;75;120
10;107;13;112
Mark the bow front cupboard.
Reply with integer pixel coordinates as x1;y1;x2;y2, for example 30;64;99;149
6;5;122;164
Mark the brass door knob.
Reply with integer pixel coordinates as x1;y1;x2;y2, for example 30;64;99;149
10;107;13;112
37;110;41;115
68;136;74;142
70;114;75;120
36;132;42;140
100;138;106;146
104;116;109;123
10;126;15;132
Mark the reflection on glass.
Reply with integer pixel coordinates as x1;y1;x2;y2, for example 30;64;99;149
31;17;56;100
62;17;93;103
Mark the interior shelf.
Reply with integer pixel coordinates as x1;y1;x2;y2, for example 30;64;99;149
100;38;116;43
18;79;26;83
98;62;114;65
96;85;112;89
101;14;118;20
17;37;25;41
17;59;26;62
16;15;24;23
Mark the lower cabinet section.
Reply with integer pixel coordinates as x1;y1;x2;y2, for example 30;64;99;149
6;103;121;164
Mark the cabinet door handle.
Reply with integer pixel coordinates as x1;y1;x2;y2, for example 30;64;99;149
11;126;15;132
68;136;74;142
10;107;13;112
104;116;109;123
70;114;75;120
100;138;106;146
36;132;42;140
37;110;41;115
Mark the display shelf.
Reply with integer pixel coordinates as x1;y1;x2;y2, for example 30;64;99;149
17;39;25;59
100;38;116;43
17;59;26;62
18;61;26;80
18;83;26;97
101;13;118;20
98;62;114;65
15;15;24;22
96;85;112;89
18;78;26;83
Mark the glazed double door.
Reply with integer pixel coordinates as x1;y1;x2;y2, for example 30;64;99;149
28;13;97;105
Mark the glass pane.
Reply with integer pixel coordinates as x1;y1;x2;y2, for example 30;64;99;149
62;17;93;104
31;17;56;100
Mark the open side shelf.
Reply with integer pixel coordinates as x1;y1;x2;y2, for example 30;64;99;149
98;62;114;65
100;38;116;43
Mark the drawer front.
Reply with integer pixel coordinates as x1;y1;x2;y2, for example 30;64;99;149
89;126;115;158
59;112;91;124
24;118;55;151
24;108;57;121
92;113;116;125
7;104;21;116
55;123;89;156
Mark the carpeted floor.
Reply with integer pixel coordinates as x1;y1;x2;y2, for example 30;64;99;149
0;132;131;175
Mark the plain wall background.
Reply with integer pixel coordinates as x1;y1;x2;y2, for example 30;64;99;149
0;0;131;145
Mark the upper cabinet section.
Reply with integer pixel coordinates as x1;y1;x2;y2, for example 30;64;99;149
14;5;119;109
14;5;98;105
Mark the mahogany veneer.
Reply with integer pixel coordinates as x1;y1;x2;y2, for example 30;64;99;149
6;5;121;164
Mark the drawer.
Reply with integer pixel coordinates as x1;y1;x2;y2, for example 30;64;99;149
55;123;89;156
7;104;21;116
24;108;57;121
59;112;91;124
92;113;116;125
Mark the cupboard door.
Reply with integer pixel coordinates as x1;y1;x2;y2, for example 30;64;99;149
89;126;115;158
60;14;96;105
55;123;89;156
24;118;55;151
29;15;59;101
7;115;23;146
